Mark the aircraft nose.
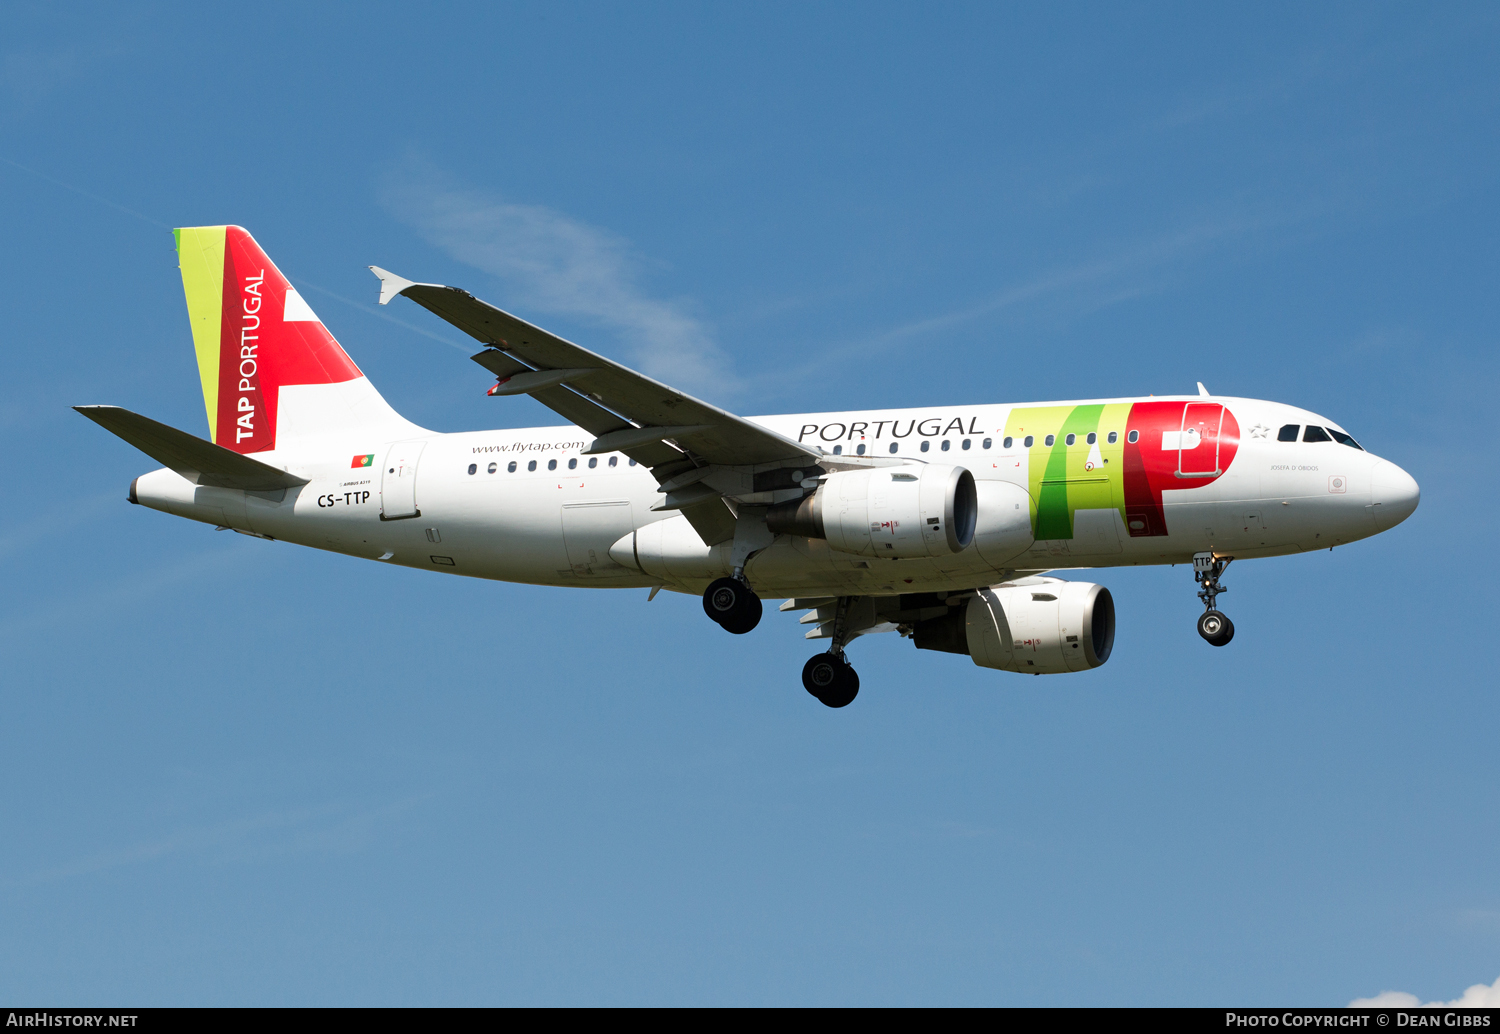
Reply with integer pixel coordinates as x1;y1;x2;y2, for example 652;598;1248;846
1369;459;1419;530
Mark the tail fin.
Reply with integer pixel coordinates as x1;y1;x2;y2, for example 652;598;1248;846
175;225;417;454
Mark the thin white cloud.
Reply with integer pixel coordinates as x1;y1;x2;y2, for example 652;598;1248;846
741;215;1265;399
380;160;739;400
1351;974;1500;1008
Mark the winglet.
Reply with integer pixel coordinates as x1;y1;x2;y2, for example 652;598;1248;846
369;265;425;306
1197;382;1211;397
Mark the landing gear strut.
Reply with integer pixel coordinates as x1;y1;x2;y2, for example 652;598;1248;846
1193;551;1235;647
801;596;860;708
703;575;762;634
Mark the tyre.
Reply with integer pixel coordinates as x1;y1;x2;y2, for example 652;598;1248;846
803;653;841;698
802;654;859;708
703;577;762;634
1214;614;1234;646
1197;609;1233;647
820;664;859;708
721;592;762;634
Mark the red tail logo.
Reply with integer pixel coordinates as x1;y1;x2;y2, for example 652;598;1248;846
213;227;362;453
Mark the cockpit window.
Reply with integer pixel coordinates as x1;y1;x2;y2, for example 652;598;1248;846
1278;424;1300;442
1328;428;1363;451
1303;426;1332;443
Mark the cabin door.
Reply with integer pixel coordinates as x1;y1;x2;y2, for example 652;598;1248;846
1177;404;1223;477
380;441;426;520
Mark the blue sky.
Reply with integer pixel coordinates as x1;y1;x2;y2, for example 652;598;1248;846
2;2;1498;1006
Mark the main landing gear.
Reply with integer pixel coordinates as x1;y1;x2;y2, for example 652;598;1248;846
800;596;860;708
703;575;762;634
1193;551;1235;647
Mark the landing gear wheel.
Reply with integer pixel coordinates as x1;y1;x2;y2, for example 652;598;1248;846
802;653;859;708
703;577;762;634
1197;609;1234;647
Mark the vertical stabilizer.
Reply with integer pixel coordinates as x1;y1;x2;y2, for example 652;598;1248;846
174;226;418;454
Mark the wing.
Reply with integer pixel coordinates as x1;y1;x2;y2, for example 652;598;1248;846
370;266;821;545
75;406;308;491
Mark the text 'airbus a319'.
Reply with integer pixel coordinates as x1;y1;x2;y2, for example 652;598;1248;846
78;226;1420;707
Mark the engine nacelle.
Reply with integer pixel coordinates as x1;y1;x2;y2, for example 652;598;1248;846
766;464;977;558
913;579;1115;674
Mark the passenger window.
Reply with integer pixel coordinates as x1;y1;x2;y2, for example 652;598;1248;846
487;462;497;474
609;456;618;467
941;440;951;451
1003;436;1013;449
1044;434;1055;446
888;442;899;454
961;439;971;450
920;441;930;453
982;438;992;449
1303;426;1331;443
1023;435;1034;448
629;459;636;466
527;460;537;472
832;445;843;455
548;459;558;470
856;444;866;455
467;463;477;475
1065;433;1075;446
1107;431;1118;444
1329;429;1363;450
1086;432;1096;445
1127;430;1139;443
588;457;598;468
1278;424;1300;442
568;458;577;469
508;461;517;472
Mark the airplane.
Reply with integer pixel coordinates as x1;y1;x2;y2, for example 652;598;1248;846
76;225;1420;707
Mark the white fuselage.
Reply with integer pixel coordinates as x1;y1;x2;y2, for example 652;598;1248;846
129;394;1418;599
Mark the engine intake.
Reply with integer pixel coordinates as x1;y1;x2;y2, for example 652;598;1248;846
913;579;1115;674
766;464;977;558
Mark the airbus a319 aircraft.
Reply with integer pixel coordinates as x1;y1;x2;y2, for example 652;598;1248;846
78;226;1420;707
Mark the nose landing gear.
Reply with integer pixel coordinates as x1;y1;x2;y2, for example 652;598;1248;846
703;575;762;634
1193;551;1235;646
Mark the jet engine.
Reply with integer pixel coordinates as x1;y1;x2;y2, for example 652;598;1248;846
766;464;977;559
912;579;1115;674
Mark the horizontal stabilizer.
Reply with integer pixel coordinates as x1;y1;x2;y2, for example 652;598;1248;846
74;405;309;491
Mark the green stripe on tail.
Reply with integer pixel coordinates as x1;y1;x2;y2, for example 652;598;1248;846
174;226;228;442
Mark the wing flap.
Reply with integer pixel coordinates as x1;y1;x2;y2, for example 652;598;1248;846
74;405;308;491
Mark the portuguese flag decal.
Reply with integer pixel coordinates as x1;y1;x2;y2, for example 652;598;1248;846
351;454;375;468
